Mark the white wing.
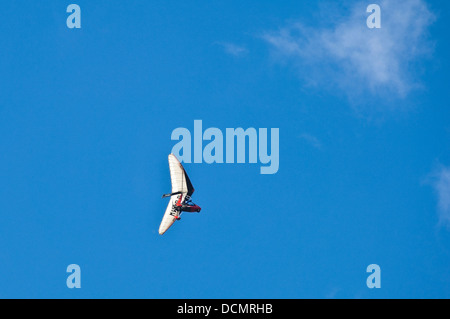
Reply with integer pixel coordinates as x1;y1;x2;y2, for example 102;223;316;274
159;154;193;235
168;154;194;196
158;194;183;235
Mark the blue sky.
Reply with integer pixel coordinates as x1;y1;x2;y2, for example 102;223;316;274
1;0;450;298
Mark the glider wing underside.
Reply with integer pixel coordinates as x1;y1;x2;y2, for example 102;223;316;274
159;195;178;235
159;154;193;235
168;154;195;197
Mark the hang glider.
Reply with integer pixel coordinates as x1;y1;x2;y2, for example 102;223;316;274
159;154;201;235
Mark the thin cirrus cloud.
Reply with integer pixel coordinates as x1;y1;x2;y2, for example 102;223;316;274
430;166;450;228
299;133;323;150
262;0;435;99
217;42;249;57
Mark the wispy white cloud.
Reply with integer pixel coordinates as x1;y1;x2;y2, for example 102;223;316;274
430;166;450;228
299;133;323;150
325;287;341;299
263;0;435;99
217;42;248;57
